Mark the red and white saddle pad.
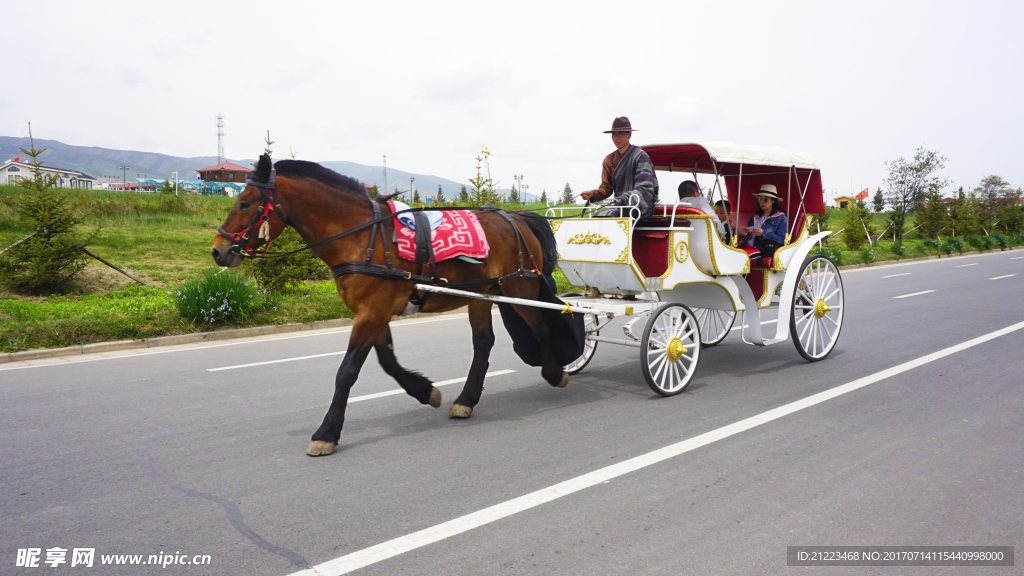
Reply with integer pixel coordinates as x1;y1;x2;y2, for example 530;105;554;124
388;202;490;263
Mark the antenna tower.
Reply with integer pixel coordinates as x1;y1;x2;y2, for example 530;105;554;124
216;114;225;164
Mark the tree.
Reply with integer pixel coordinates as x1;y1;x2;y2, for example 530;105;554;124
368;185;379;200
871;187;885;212
560;182;574;205
467;155;499;206
839;200;875;250
540;189;548;205
435;185;445;206
973;175;1012;233
508;185;520;205
412;187;421;204
916;187;950;239
949;192;982;237
0;125;96;294
995;186;1024;234
883;147;948;243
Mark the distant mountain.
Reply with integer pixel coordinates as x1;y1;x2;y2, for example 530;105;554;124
0;137;534;201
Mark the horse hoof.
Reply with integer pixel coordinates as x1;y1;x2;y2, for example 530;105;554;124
429;387;442;408
306;441;336;457
448;404;473;419
557;371;570;388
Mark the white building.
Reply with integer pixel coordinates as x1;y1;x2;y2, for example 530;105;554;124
0;159;98;189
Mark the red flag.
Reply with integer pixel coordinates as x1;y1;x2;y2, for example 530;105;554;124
855;187;869;200
13;156;19;162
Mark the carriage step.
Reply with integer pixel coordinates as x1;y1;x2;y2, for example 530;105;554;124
622;311;651;342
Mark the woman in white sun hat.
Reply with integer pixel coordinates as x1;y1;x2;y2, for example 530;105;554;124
737;184;787;264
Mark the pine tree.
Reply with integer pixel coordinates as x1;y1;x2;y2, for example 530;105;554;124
995;187;1024;234
467;156;499;206
872;187;885;212
540;189;548;205
508;185;520;205
435;185;445;206
916;187;950;239
839;200;875;250
458;185;469;204
368;185;379;200
0;125;96;294
412;187;421;204
560;182;574;205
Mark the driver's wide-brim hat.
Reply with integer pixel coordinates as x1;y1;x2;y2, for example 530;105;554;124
603;117;636;133
753;184;782;201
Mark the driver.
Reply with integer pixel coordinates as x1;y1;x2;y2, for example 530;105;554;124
580;117;659;220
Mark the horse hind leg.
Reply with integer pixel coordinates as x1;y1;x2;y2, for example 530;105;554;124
375;329;442;408
449;300;496;419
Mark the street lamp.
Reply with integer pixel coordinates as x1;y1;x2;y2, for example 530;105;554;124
172;172;178;196
410;177;415;201
119;165;129;191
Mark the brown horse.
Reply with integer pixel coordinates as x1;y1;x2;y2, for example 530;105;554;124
211;155;570;456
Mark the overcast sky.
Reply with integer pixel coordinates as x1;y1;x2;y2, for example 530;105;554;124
3;1;1021;201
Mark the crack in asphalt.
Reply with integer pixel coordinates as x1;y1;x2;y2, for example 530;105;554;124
131;415;308;570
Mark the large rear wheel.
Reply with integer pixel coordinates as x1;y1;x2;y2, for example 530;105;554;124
692;308;735;347
790;255;844;361
641;303;701;396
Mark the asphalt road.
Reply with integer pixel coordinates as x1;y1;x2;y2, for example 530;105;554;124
2;251;1022;576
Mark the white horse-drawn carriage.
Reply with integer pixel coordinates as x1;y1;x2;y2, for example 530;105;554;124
546;142;844;394
418;142;844;396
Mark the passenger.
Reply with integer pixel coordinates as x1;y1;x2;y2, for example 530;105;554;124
676;180;727;241
737;185;787;265
713;199;733;245
580;117;659;220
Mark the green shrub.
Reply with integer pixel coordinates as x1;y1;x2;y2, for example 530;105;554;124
890;241;906;258
966;235;992;251
941;237;965;255
242;228;330;293
172;269;273;325
1011;232;1024;246
990;233;1009;251
860;245;877;264
811;246;843;265
922;238;940;252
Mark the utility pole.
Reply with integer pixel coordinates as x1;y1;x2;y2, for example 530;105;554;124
217;114;225;164
119;164;129;191
410;177;415;200
382;154;388;196
172;171;178;196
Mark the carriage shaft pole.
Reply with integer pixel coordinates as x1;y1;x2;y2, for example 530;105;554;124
413;283;603;315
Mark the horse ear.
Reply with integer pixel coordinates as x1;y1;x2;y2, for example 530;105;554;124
255;154;272;183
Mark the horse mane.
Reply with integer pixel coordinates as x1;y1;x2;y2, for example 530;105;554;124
273;160;368;197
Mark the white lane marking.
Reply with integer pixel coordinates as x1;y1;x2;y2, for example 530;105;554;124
349;370;516;403
730;318;778;332
955;263;978;268
990;274;1017;280
881;272;912;278
0;314;469;372
1010;257;1024;260
208;351;346;371
288;321;1024;576
894;290;935;299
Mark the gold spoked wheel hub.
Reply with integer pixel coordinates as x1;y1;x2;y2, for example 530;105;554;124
814;299;832;318
667;338;688;362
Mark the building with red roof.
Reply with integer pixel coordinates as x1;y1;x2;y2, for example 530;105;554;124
196;161;250;183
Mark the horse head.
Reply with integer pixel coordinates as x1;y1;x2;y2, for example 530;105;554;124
211;154;289;267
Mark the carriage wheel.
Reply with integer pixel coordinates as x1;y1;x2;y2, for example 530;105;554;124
790;255;844;362
641;303;701;396
692;308;736;347
565;312;599;375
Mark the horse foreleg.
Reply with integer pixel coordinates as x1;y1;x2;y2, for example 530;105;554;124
374;327;442;408
307;320;376;457
513;304;570;388
449;299;496;419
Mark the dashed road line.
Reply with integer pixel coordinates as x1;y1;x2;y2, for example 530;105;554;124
349;370;516;403
955;263;978;268
990;274;1017;280
881;273;912;278
894;290;935;299
208;351;346;371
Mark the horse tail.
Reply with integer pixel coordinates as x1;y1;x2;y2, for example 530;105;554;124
516;211;557;276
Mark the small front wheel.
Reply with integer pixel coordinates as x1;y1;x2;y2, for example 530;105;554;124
790;255;844;361
565;312;599;375
641;303;701;396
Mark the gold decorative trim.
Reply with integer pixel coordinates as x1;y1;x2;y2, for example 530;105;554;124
551;221;562;234
674;240;689;264
615;247;629;263
567;232;612;245
617;219;630;235
771;227;808;272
